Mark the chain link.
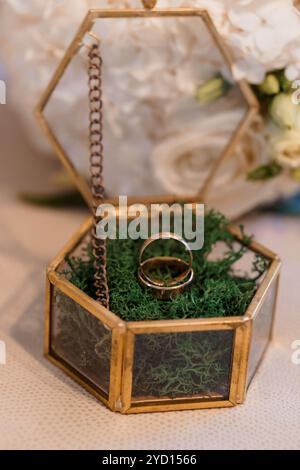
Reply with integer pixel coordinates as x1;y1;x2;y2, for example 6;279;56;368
88;43;109;308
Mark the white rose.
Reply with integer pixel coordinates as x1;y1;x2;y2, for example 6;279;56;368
151;110;298;219
151;109;267;197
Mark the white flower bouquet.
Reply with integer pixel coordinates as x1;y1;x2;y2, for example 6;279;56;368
0;0;299;218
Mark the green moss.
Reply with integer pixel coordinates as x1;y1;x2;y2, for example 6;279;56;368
55;210;271;398
65;210;268;322
132;331;233;398
52;289;111;392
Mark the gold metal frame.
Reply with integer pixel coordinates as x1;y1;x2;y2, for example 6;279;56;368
122;319;247;414
39;2;279;414
44;209;280;414
35;6;259;210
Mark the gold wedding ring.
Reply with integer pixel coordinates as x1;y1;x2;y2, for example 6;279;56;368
138;232;194;300
140;256;191;287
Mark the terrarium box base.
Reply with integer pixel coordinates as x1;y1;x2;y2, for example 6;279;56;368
45;209;280;414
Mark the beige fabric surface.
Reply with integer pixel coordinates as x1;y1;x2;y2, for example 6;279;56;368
0;107;300;450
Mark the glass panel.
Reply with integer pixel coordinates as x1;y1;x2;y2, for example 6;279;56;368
132;330;234;401
51;287;111;394
43;14;248;199
247;278;278;387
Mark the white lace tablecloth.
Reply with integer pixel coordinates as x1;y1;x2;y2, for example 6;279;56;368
0;107;300;450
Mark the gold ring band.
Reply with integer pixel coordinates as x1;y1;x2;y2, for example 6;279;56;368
138;232;194;299
140;256;191;287
138;266;194;300
139;232;193;268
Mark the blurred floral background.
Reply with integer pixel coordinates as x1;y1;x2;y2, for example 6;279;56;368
0;0;300;218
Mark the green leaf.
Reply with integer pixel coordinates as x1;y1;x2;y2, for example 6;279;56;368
247;162;283;181
19;190;86;208
278;73;292;93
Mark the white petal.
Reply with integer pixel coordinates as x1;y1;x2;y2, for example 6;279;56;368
232;58;265;84
290;46;300;62
228;8;260;32
285;65;300;82
254;26;277;53
259;2;300;43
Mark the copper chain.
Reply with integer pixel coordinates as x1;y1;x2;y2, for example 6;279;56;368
88;43;109;308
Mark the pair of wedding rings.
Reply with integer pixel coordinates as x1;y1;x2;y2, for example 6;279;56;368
138;232;194;300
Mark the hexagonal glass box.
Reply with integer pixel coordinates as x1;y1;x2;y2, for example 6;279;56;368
45;215;280;414
38;5;280;413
